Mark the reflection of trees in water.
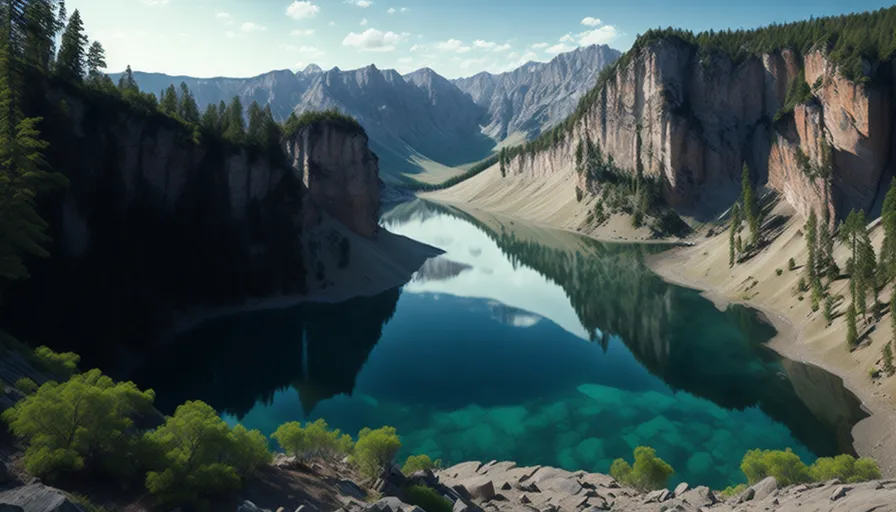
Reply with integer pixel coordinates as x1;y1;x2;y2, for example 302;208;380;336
424;201;866;457
129;287;402;419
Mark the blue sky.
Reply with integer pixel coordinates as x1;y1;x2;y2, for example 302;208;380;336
69;0;893;79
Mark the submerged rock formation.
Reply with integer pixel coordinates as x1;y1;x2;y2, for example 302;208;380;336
503;38;894;220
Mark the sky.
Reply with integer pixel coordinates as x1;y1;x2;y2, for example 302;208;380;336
68;0;894;79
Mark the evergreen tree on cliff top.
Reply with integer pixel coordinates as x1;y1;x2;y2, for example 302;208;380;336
177;82;200;124
85;40;105;79
56;8;87;81
22;0;58;71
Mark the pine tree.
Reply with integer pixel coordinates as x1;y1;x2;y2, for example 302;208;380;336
117;64;138;93
86;41;106;80
883;342;895;376
846;303;858;348
262;104;280;153
823;295;834;327
218;100;229;134
0;41;67;280
177;82;200;124
880;178;896;284
729;203;741;266
246;100;264;146
741;162;760;247
201;103;219;133
500;148;507;178
819;207;835;278
805;210;818;279
159;84;178;116
23;0;58;71
56;0;66;34
56;8;87;81
223;96;244;143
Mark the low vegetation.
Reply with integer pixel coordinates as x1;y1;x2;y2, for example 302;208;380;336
352;426;403;479
741;448;880;486
402;454;441;475
404;485;452;512
609;446;675;491
402;154;500;192
283;109;366;139
271;418;354;461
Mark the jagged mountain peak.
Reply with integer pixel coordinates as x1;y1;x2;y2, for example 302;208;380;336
302;64;323;75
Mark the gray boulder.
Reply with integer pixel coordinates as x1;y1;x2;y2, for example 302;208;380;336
237;500;264;512
0;484;83;512
751;476;778;501
459;477;496;502
672;482;688;497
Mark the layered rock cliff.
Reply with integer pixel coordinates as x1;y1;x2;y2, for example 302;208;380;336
1;85;383;362
503;38;895;220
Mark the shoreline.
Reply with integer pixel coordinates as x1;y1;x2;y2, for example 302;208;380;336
648;244;896;478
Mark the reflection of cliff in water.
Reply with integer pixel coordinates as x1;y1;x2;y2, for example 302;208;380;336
128;287;401;418
425;200;867;457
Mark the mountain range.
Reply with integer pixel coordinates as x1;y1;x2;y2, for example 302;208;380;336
113;44;620;182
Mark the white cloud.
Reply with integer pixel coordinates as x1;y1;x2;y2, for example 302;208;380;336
579;25;619;45
215;11;231;19
400;7;408;12
560;33;575;43
343;28;407;52
581;17;601;27
286;1;320;20
346;0;373;7
473;40;496;49
360;18;368;25
387;7;396;14
329;21;336;26
460;57;490;69
224;20;234;26
436;39;471;53
546;43;576;54
140;0;170;5
225;31;236;38
290;28;316;36
241;22;267;32
493;43;512;52
530;42;549;49
281;44;298;51
299;45;326;57
410;43;425;52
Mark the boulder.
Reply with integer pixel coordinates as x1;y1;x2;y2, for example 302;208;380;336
367;497;420;512
459;477;496;502
451;500;469;512
673;482;689;497
0;484;83;512
751;476;778;501
273;454;301;470
735;486;755;503
830;485;851;501
541;477;582;496
337;480;368;500
681;486;716;507
644;490;665;503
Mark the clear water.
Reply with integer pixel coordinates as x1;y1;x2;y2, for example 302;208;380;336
130;199;867;490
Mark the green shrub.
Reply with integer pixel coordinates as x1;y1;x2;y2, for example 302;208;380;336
272;419;354;461
33;346;80;379
402;454;441;475
15;377;38;394
808;454;881;483
776;268;783;276
404;485;452;512
740;448;810;486
144;401;268;506
609;446;674;491
788;258;796;271
352;426;401;479
3;369;156;479
719;483;748;498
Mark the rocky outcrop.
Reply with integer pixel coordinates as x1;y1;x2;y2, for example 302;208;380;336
0;483;83;512
285;122;381;237
1;86;383;360
504;39;895;220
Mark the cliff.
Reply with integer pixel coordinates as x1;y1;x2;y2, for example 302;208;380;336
502;38;894;221
0;85;387;364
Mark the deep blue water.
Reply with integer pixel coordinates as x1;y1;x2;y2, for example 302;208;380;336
130;200;866;490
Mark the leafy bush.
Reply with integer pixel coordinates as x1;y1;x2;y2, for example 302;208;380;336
404;485;452;512
609;446;674;491
3;369;156;479
272;419;354;461
15;377;37;394
144;401;269;506
352;426;401;479
402;454;441;475
740;448;810;486
788;258;796;271
719;483;748;498
808;454;881;483
283;109;365;139
776;268;783;276
33;346;80;379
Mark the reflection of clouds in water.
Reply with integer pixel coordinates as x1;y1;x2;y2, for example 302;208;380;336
479;268;494;275
433;236;454;247
469;247;483;257
412;257;472;283
487;300;543;328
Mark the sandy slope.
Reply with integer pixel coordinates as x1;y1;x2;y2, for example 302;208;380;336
649;201;896;477
424;164;662;242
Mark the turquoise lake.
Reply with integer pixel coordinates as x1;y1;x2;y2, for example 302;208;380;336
130;199;867;490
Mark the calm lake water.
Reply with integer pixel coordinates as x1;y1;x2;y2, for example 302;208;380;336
130;199;867;489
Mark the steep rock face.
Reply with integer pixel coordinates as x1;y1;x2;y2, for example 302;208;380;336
285;123;381;237
2;87;380;359
504;39;894;220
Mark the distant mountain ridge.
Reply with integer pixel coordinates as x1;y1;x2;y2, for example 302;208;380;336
112;44;620;182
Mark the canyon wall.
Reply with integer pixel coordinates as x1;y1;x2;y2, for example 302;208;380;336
504;38;895;220
1;87;382;360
